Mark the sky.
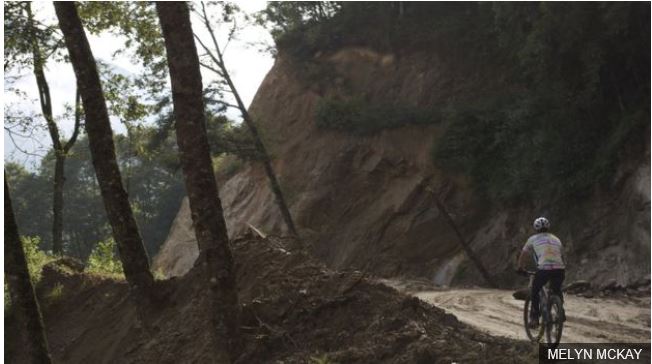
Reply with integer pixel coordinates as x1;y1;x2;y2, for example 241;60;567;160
3;1;275;168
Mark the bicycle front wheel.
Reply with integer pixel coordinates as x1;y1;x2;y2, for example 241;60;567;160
523;297;544;342
545;295;564;346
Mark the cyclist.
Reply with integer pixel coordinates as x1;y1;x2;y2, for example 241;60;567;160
517;217;566;329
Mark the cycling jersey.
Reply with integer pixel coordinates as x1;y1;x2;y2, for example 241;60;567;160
522;232;565;270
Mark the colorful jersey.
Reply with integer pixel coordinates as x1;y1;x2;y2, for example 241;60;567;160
522;232;565;270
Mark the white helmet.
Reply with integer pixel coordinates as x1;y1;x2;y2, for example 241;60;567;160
533;217;550;231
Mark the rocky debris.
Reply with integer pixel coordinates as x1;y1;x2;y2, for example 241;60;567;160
375;277;441;293
512;288;529;301
511;277;651;301
564;280;592;293
9;236;536;363
563;277;651;299
232;236;534;363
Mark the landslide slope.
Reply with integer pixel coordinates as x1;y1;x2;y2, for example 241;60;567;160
154;7;650;288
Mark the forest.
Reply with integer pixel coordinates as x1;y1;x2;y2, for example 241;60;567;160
4;2;650;363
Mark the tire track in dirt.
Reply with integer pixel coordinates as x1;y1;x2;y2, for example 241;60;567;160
378;280;650;344
414;289;650;343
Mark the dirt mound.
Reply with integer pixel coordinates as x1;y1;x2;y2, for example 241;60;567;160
9;236;535;363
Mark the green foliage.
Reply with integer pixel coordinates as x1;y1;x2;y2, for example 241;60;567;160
6;129;186;260
433;2;650;206
213;155;244;179
272;2;649;206
4;282;10;312
4;2;67;72
152;269;166;281
5;236;52;312
45;283;64;304
205;114;258;160
260;3;496;61
77;2;168;96
257;2;341;48
315;97;441;135
21;236;54;284
87;238;124;276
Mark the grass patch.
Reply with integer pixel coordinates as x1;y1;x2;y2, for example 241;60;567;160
315;96;441;135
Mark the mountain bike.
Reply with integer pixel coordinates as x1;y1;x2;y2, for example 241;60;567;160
518;270;565;346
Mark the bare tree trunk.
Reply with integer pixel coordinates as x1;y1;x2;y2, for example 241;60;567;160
26;3;82;256
197;3;300;240
431;192;497;288
156;2;240;361
5;175;53;364
52;155;65;253
54;2;153;294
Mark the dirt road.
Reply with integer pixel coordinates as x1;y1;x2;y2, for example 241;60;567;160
380;280;650;343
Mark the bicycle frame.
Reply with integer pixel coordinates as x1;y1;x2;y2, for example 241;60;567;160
528;273;551;322
523;270;565;345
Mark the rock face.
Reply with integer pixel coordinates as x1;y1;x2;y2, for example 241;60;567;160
153;47;650;288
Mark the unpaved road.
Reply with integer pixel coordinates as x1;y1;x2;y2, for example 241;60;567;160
381;281;650;343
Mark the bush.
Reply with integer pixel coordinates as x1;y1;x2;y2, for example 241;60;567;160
5;236;53;312
22;236;54;284
214;155;244;179
432;94;649;206
87;238;124;276
315;97;441;135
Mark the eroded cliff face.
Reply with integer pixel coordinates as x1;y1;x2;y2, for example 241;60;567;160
153;47;650;288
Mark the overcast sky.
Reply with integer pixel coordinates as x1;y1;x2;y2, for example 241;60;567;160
3;1;274;168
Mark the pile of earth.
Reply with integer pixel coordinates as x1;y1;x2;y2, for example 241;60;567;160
562;277;651;299
7;235;536;363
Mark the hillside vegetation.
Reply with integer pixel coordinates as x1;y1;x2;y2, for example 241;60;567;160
267;2;650;205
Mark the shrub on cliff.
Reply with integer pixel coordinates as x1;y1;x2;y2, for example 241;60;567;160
315;97;441;135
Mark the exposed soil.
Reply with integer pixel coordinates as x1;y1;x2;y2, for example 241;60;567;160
7;236;539;363
154;45;651;290
381;279;651;344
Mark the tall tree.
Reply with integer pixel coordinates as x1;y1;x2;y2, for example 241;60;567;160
53;2;153;294
156;2;239;360
195;2;300;240
5;174;53;364
5;2;82;255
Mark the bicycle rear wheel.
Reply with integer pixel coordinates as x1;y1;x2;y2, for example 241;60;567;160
523;298;544;342
545;295;564;346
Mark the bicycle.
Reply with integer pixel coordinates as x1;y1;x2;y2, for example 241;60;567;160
518;270;565;346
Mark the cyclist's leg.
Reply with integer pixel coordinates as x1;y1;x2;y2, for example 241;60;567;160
530;270;548;321
548;269;566;322
549;269;565;302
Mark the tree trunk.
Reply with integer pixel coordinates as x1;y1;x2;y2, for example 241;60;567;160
198;3;300;241
5;175;53;364
156;2;240;361
52;155;65;254
54;2;153;293
431;194;497;288
26;2;68;255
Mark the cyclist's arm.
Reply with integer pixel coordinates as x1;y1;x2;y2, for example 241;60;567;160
517;240;532;270
517;250;530;271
